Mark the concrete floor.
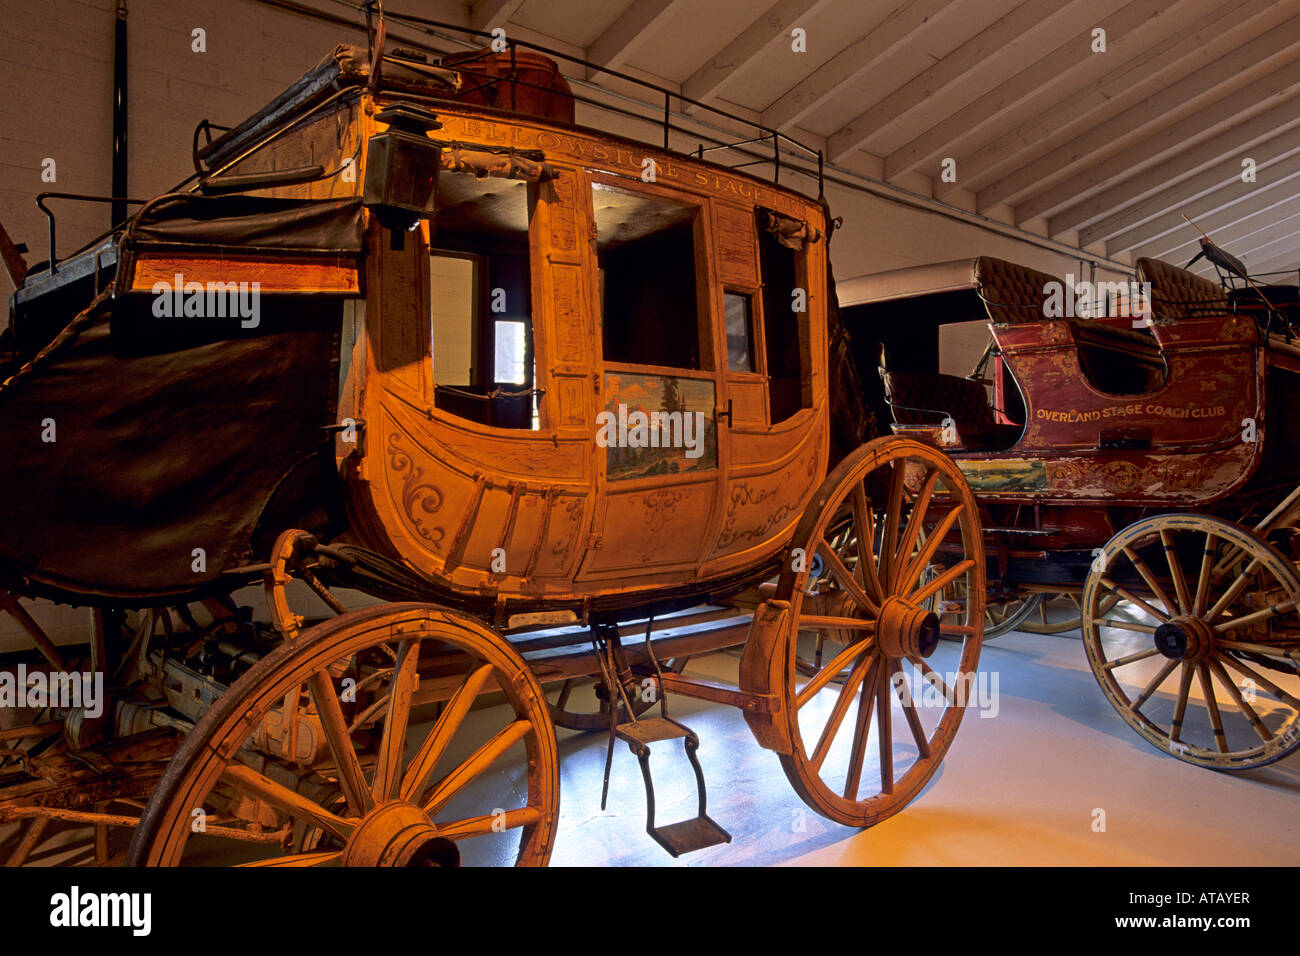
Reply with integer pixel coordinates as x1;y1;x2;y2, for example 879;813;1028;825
5;624;1299;866
543;632;1300;866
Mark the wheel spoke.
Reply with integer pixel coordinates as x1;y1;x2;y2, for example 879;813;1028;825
895;467;939;573
237;850;341;867
1208;658;1273;744
910;657;955;705
1219;654;1300;710
808;652;873;773
1204;556;1264;623
1169;662;1193;744
881;462;905;594
307;672;374;817
438;806;543;840
1099;578;1169;623
818;539;878;614
555;679;575;712
1128;658;1178;713
1193;533;1218;617
1101;646;1160;671
1096;617;1156;634
1197;663;1229;754
372;640;420;803
400;663;495;802
892;659;932;759
221;763;354;841
842;658;880;801
1123;546;1177;618
851;484;885;600
912;559;975;606
796;638;871;708
898;503;967;598
877;658;894;794
422;720;533;815
1212;600;1296;633
1158;530;1192;616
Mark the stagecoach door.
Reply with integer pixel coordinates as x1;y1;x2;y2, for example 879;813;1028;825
575;175;728;583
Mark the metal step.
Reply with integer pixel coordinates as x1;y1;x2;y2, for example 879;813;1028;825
616;713;732;858
650;814;732;858
616;716;690;746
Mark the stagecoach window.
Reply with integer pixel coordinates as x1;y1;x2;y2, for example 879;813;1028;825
428;172;537;429
495;320;527;384
592;183;704;370
759;224;811;423
724;291;755;372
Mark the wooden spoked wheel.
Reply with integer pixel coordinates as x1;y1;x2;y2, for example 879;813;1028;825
1021;591;1119;635
929;579;1039;639
1083;514;1300;770
127;603;559;866
772;437;985;826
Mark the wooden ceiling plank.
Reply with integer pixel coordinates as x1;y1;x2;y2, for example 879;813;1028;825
936;0;1282;200
469;0;525;32
1015;60;1300;226
827;0;1093;164
1109;150;1300;254
759;0;955;133
586;0;683;81
681;0;830;107
977;26;1300;212
1066;104;1300;242
1127;171;1300;260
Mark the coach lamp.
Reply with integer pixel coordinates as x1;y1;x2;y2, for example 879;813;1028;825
364;103;443;246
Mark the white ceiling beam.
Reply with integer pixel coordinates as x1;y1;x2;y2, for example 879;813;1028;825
681;0;830;108
1149;200;1300;268
1242;247;1300;277
937;0;1286;200
826;0;1089;165
884;0;1164;181
586;0;683;81
469;0;525;32
759;0;954;133
977;23;1300;213
1063;102;1300;242
1124;167;1300;259
1078;135;1300;247
1013;57;1300;226
1233;219;1300;262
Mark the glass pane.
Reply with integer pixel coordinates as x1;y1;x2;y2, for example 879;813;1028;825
494;320;527;385
724;292;754;372
431;254;477;386
591;182;702;369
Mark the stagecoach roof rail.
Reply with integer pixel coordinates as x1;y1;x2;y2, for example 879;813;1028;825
365;3;824;195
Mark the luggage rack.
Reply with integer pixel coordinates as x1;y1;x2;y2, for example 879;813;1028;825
364;1;825;197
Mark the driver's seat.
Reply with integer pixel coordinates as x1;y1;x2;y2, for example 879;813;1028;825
877;346;1022;451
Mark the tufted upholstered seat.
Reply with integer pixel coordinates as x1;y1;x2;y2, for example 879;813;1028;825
973;255;1165;394
1135;257;1229;320
878;348;1022;450
972;256;1058;324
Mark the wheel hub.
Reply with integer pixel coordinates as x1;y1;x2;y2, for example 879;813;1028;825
1153;616;1214;662
878;596;941;659
340;801;460;867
